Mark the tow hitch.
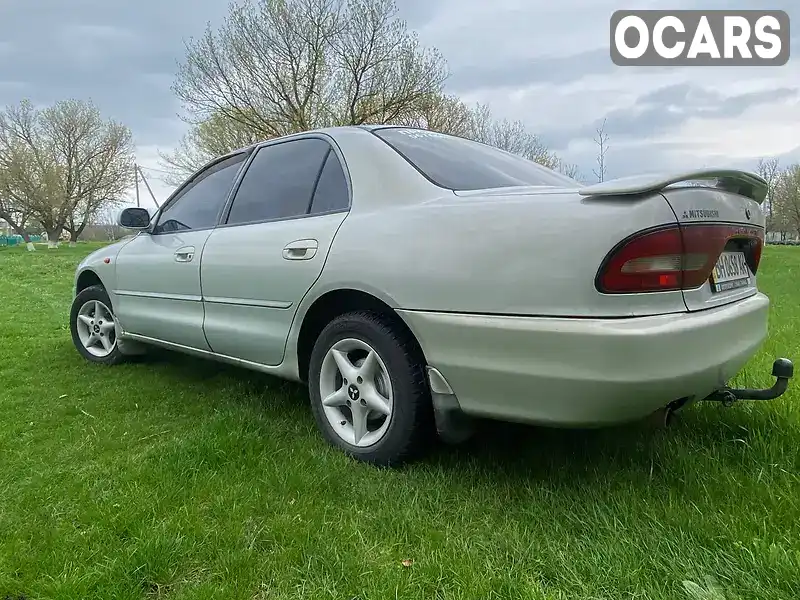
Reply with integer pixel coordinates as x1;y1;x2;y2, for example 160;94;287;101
703;358;794;407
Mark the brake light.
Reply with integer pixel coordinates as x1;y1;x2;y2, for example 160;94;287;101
597;224;763;294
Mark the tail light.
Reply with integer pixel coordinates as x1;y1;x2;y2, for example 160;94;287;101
597;224;764;294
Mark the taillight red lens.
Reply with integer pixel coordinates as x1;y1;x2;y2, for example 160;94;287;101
597;224;764;294
599;227;684;293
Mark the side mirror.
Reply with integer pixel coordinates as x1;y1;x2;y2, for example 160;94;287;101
118;207;151;230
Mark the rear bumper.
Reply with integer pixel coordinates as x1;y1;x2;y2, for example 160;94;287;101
398;293;770;426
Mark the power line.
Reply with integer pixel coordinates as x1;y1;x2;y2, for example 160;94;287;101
137;164;173;176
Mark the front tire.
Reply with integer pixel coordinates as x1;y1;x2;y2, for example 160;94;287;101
308;311;434;467
70;285;127;366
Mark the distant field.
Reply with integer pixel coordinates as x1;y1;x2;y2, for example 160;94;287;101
0;243;798;600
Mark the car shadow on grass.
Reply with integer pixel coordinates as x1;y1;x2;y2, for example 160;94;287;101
126;347;798;483
431;409;800;504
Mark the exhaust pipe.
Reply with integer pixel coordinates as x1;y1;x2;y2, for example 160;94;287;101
703;358;793;406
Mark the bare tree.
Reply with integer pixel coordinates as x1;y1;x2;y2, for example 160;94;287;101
773;164;800;240
462;103;561;169
756;157;780;234
65;192;125;246
0;99;134;248
95;205;128;241
592;118;610;183
555;159;582;182
0;126;59;250
396;92;473;138
0;163;36;249
173;0;446;135
162;0;574;182
160;109;267;185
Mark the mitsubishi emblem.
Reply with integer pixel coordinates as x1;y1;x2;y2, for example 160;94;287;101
347;384;360;402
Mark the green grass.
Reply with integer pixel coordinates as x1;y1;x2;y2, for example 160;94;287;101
1;243;799;600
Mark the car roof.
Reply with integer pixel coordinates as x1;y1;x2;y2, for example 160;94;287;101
222;124;411;157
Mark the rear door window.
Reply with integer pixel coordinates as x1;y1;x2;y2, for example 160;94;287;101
226;138;332;225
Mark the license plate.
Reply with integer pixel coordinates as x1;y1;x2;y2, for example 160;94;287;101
710;251;752;293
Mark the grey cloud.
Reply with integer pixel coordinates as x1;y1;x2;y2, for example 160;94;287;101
634;83;718;106
559;139;766;185
0;0;447;150
439;0;799;94
537;83;799;161
772;145;800;169
552;137;800;186
396;0;443;28
596;85;798;140
0;0;230;148
445;49;614;93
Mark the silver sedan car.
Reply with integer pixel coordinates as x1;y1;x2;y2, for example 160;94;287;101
70;126;793;465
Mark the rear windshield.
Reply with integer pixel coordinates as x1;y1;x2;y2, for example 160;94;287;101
372;127;580;191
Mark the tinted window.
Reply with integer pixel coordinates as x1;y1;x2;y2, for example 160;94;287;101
310;152;349;214
154;154;246;234
227;138;330;225
373;127;580;191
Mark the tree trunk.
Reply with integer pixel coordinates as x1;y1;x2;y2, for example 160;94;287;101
2;215;27;239
46;227;62;249
2;217;36;251
68;229;79;247
11;226;31;243
17;230;35;252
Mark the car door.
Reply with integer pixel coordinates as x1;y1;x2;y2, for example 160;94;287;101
200;136;350;366
113;153;248;350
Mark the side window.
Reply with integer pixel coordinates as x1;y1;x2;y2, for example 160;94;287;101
226;138;330;225
309;151;349;214
154;154;246;234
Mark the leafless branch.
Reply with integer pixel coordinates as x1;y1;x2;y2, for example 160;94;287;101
592;118;609;183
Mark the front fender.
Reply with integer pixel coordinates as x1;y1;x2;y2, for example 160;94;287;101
73;237;136;299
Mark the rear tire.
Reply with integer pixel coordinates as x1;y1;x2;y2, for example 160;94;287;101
308;311;434;467
70;285;128;366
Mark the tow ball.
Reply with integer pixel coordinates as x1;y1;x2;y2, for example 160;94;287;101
703;358;794;406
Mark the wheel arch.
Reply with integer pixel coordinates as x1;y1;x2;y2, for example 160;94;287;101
295;288;426;383
75;269;105;295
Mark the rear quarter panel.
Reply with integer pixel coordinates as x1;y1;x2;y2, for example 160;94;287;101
317;190;686;317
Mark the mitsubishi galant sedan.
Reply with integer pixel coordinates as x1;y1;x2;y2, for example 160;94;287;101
70;125;793;466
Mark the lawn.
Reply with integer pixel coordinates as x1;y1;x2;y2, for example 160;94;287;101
1;243;799;600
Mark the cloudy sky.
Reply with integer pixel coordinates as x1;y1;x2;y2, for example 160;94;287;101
1;0;798;208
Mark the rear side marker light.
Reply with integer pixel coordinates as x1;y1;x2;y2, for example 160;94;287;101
596;223;764;294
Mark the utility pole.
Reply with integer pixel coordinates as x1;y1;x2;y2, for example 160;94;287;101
137;166;160;209
134;162;141;208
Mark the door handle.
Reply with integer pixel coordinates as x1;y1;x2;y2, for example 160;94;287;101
282;239;318;261
174;246;195;262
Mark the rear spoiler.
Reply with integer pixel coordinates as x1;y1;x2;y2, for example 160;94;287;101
578;169;768;204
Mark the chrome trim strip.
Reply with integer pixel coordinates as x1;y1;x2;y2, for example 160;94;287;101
114;290;291;309
114;290;202;302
